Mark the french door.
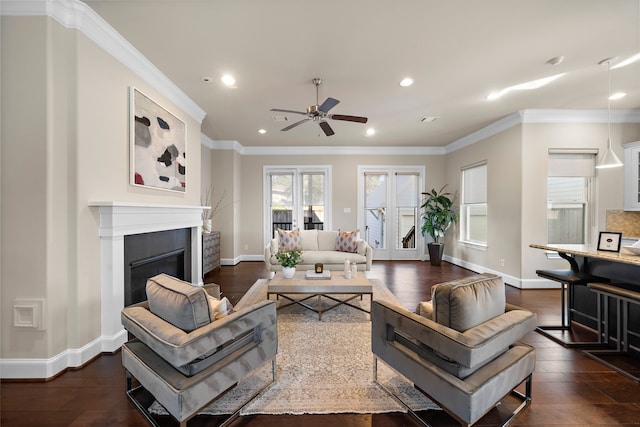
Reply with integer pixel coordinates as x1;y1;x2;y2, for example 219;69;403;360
358;166;424;260
264;166;331;244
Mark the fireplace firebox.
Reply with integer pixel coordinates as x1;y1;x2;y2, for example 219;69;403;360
124;229;191;306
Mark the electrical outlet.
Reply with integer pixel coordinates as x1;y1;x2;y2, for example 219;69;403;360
500;259;505;267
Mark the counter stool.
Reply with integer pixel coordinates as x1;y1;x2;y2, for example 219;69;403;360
585;282;640;382
535;268;608;347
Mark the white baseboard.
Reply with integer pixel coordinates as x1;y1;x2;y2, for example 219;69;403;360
221;255;265;266
3;256;557;379
0;330;127;379
444;255;560;289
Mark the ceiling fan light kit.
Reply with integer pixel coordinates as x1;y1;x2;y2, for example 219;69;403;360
270;78;368;136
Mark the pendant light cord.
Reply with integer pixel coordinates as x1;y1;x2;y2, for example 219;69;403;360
607;60;612;149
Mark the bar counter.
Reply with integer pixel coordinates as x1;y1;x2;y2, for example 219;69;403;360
530;243;640;349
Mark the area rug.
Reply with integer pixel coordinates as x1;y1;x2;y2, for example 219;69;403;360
149;278;440;416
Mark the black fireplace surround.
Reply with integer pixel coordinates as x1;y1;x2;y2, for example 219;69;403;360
124;228;192;306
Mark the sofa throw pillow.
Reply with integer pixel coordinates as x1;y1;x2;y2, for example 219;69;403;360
146;273;212;332
207;295;234;320
277;228;301;251
335;229;358;253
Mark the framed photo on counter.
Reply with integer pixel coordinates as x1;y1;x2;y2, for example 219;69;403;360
597;231;622;252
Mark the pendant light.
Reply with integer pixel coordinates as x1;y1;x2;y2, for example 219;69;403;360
595;59;623;169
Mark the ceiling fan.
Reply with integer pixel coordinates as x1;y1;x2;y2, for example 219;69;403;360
271;78;368;136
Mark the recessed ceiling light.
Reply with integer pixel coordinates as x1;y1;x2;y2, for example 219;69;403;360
420;117;439;123
202;76;213;83
366;128;376;136
487;73;565;100
609;92;626;100
221;74;236;87
546;56;565;66
258;129;267;134
399;78;414;87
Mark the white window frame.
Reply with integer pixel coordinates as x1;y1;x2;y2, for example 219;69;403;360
546;150;596;249
263;165;332;247
459;161;488;250
357;165;425;260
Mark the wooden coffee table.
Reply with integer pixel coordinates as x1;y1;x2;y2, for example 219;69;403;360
267;270;373;320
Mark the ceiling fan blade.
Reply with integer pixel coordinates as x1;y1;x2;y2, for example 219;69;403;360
270;108;307;116
280;118;310;131
329;114;368;124
318;97;340;113
319;121;335;136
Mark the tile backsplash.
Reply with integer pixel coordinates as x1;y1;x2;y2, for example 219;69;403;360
606;210;640;238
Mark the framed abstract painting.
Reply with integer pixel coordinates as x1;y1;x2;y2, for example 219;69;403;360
130;87;186;192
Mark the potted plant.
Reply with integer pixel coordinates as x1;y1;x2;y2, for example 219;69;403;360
275;250;303;278
420;185;458;266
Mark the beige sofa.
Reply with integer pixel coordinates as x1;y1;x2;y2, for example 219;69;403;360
264;229;372;271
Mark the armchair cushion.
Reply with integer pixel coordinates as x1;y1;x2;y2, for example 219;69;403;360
146;273;212;332
429;273;506;332
378;299;536;378
122;298;276;376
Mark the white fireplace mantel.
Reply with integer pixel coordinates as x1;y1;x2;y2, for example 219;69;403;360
90;202;206;352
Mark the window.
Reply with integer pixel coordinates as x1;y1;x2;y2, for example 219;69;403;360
264;166;330;244
301;172;325;230
364;172;387;249
460;162;487;246
547;152;595;244
358;166;424;260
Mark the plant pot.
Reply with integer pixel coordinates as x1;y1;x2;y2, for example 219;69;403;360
427;242;445;266
282;266;296;279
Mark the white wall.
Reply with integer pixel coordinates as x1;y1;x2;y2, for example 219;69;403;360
203;152;445;261
521;122;639;286
1;15;202;366
445;125;524;281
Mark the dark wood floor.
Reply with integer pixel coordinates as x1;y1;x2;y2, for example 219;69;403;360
3;261;640;426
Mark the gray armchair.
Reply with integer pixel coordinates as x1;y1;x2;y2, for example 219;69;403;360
121;274;277;427
372;273;537;427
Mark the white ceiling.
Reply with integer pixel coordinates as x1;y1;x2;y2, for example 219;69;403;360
85;0;640;148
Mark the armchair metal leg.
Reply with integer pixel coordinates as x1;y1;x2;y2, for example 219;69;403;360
373;357;433;427
500;375;532;427
373;357;532;427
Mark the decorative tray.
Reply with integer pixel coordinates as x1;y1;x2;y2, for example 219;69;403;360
305;270;332;280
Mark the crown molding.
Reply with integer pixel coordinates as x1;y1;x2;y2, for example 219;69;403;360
241;145;446;156
521;109;640;123
199;135;446;156
445;109;640;154
2;0;206;124
204;109;638;156
445;111;524;154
